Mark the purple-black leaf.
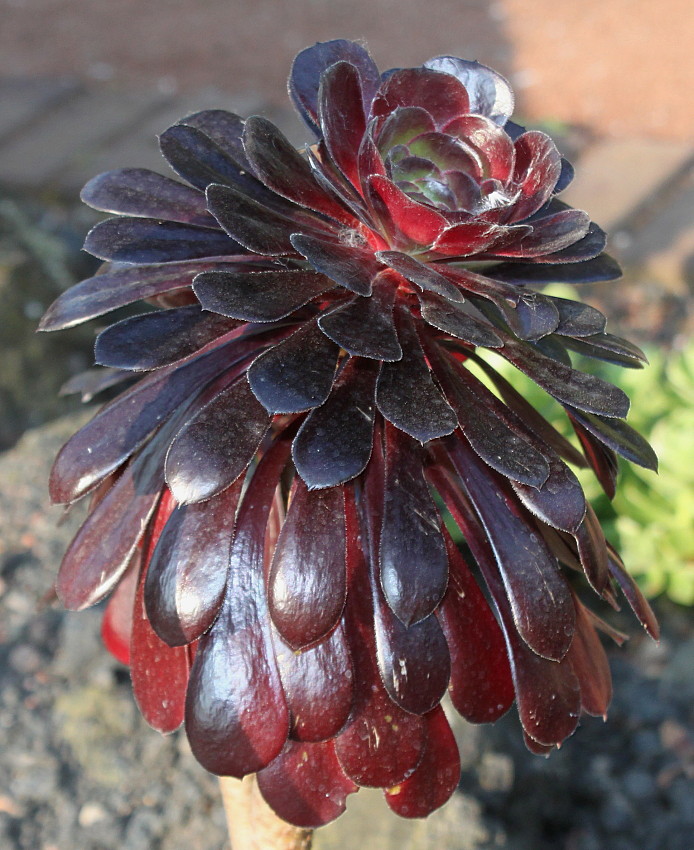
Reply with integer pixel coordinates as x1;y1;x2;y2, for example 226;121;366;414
247;320;340;414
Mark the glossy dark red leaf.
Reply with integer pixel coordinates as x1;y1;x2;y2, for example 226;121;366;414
56;417;173;610
384;707;460;818
131;492;190;733
550;296;607;338
562;332;648;369
566;407;658;470
431;221;510;257
501;291;561;340
430;477;581;745
185;439;291;777
493;210;590;258
242;115;350;222
50;340;244;504
194;268;333;322
178;107;250;160
570;415;619;499
101;552;140;665
443;114;515;181
371;67;470;127
335;492;426;787
206;182;302;256
419;291;503;347
84;216;237;264
269;479;347;649
318;271;402;361
471;355;587;467
494;255;621;289
376;307;458;443
289;39;380;132
290;232;381;296
293;358;379;489
319;61;367;186
501;336;630;418
448;438;575;661
144;477;244;646
94;306;238;370
165;377;270;503
532;221;606;264
372;590;451;715
38;258;252;331
257;740;358;828
81;168;215;227
367;175;448;246
434;526;514;723
247;319;340;413
607;549;660;640
423;56;514;125
486;253;622;286
510;450;586;535
274;623;354;742
510;131;562;222
428;345;551;488
159;121;255;192
571;504;609;594
376;250;465;302
379;424;448;625
567;598;612;718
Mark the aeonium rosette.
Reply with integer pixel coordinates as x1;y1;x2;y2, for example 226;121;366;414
40;39;658;829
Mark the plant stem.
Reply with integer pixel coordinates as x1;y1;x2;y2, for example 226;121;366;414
219;775;313;850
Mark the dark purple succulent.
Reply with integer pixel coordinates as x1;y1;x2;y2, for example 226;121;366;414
40;39;658;827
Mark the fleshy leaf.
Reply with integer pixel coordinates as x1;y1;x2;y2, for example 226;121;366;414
449;438;576;661
502;336;630;418
84;217;237;264
194;268;333;322
419;291;503;348
567;408;658;470
335;492;426;787
433;525;514;723
185;440;291;777
423;56;514;124
318;270;402;361
131;492;190;733
50;343;236;504
165;378;270;503
371;67;470;127
384;707;460;818
377;250;465;302
144;477;243;646
379;424;448;625
290;39;380;133
81;168;214;227
95;306;238;370
293;358;378;489
38;259;252;331
319;61;367;186
269;480;347;649
274;623;354;743
242;115;350;222
247;320;340;414
376;307;458;442
257;740;358;828
290;233;380;296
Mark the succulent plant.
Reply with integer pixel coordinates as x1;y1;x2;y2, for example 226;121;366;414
40;39;658;828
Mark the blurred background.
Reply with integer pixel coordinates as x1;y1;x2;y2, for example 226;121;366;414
0;1;692;848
